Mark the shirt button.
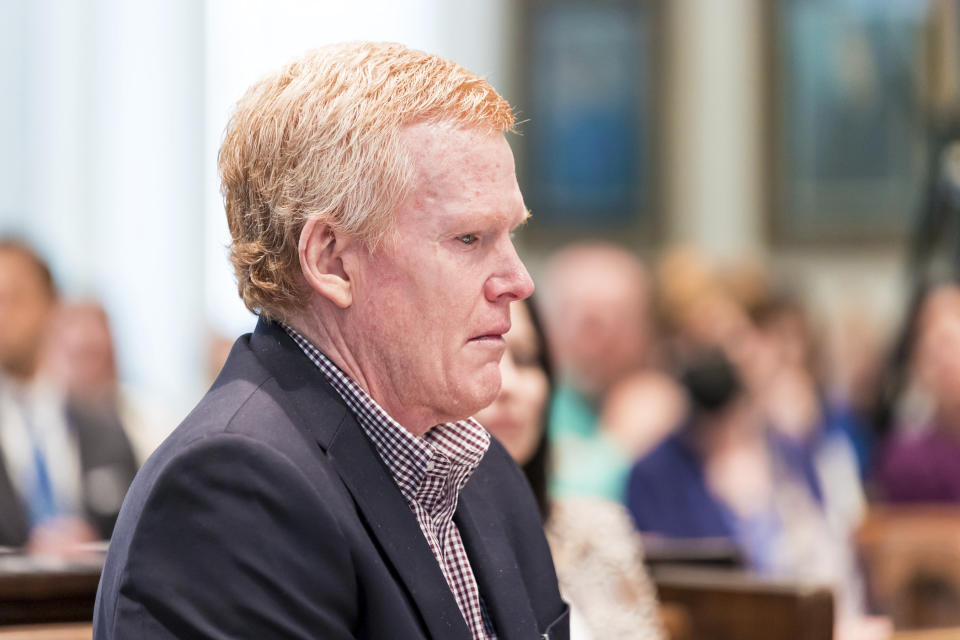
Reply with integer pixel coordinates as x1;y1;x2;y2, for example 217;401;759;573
425;460;435;472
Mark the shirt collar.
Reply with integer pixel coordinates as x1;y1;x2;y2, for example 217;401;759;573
281;323;490;503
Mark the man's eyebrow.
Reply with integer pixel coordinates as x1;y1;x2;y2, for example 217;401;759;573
513;209;532;229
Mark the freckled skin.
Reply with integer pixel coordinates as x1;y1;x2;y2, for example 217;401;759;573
340;124;534;434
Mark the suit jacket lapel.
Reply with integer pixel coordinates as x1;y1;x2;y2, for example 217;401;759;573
328;421;472;640
455;479;540;640
248;319;472;640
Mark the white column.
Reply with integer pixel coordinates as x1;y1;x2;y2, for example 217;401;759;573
7;0;96;288
86;0;207;414
665;0;764;259
0;1;30;233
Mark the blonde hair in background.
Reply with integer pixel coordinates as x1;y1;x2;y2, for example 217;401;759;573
219;41;515;320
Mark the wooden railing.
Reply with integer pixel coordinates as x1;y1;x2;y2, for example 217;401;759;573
652;565;835;640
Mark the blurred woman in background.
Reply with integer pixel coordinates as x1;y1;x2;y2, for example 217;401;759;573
475;297;664;640
877;280;960;502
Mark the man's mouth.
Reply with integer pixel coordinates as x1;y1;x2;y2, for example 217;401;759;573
469;324;510;342
469;334;505;342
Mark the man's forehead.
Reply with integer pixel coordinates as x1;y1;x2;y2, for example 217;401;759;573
396;123;524;222
401;122;509;168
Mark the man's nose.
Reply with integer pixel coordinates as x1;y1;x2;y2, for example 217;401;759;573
485;241;534;303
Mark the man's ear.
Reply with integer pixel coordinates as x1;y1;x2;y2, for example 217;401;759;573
298;217;355;309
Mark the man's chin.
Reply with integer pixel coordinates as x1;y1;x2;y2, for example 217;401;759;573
445;371;501;423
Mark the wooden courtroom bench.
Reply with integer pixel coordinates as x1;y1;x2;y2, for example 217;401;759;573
652;565;834;640
892;629;960;640
857;505;960;630
641;534;743;570
0;549;102;628
0;623;91;639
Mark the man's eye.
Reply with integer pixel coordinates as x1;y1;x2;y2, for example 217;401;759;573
457;234;478;245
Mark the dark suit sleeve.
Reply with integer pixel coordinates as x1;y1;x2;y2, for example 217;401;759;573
111;434;358;639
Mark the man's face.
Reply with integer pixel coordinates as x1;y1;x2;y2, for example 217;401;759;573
345;124;534;432
0;250;55;380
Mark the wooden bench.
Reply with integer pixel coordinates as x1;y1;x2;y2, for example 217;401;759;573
0;551;102;628
653;565;834;640
892;629;960;640
0;623;91;639
857;505;960;630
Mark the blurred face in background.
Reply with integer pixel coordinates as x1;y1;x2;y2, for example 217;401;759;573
0;248;55;381
544;247;649;398
913;285;960;422
41;303;118;402
475;301;549;466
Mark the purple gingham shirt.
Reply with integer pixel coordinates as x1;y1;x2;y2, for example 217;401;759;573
283;325;497;640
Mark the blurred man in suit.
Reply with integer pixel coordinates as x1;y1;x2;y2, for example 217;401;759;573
94;43;567;639
0;240;137;550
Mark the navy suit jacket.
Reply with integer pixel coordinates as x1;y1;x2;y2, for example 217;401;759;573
94;319;568;639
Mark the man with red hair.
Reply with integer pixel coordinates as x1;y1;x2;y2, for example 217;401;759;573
95;43;567;640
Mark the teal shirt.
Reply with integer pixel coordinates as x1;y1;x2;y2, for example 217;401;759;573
547;383;632;503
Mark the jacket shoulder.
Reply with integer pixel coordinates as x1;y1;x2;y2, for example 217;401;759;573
96;431;359;639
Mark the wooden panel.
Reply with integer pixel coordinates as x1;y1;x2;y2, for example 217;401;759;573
857;505;960;630
0;552;102;627
653;566;834;640
641;535;742;569
0;623;91;639
892;629;960;640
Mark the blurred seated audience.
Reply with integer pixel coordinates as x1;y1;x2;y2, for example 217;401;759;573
476;298;664;640
541;241;682;502
627;348;880;637
0;239;137;553
600;370;686;462
632;252;882;636
749;292;867;540
43;301;169;465
44;302;121;406
823;308;885;480
654;249;866;537
877;281;960;502
626;349;820;567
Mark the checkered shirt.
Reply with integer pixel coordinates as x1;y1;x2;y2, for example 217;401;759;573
283;325;497;640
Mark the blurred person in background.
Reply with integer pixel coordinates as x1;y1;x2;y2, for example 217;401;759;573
599;370;686;466
46;300;174;466
625;347;822;571
40;302;139;524
541;241;682;502
822;307;885;481
749;293;866;539
632;256;884;638
0;241;55;383
0;240;137;552
877;280;960;502
42;302;122;409
655;249;865;533
476;297;664;640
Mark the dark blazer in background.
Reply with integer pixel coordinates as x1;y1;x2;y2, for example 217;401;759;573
93;319;568;640
0;400;138;546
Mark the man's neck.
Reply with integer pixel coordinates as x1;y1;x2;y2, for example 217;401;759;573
282;317;441;437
